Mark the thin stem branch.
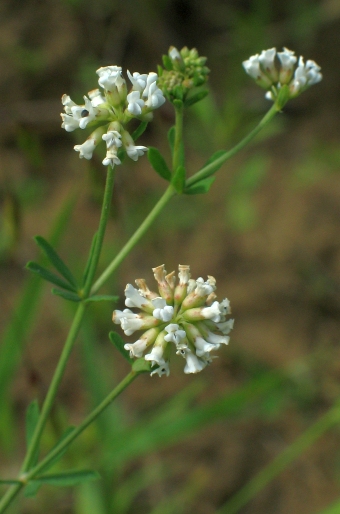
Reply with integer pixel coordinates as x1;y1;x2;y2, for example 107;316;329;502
217;399;340;514
172;103;184;172
83;166;116;296
25;370;139;481
186;103;279;187
91;184;176;294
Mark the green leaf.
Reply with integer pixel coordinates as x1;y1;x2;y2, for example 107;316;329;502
132;358;151;374
24;481;42;498
171;165;186;193
109;332;133;364
0;479;21;485
25;400;39;448
200;149;227;178
25;400;40;468
184;176;216;195
184;90;209;107
82;232;98;287
51;289;82;302
34;236;78;288
131;121;148;141
26;262;77;292
31;469;100;487
84;295;119;304
147;147;172;181
162;54;173;71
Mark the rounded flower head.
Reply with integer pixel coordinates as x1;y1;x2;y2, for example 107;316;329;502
112;265;234;377
60;66;165;168
243;47;322;106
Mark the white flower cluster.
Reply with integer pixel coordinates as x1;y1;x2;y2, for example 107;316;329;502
243;47;322;101
112;265;234;377
61;67;166;167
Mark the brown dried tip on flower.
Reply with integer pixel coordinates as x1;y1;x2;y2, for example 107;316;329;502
112;265;234;377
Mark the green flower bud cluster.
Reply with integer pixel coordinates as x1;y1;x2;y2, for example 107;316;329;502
157;46;210;106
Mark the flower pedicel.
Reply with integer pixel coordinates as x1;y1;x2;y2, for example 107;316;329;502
112;265;234;376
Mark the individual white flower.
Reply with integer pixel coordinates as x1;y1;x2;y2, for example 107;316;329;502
216;318;234;335
120;316;145;336
126;143;148;161
127;71;148;92
150;361;170;377
177;348;207;374
125;284;153;311
164;323;186;344
201;301;222;322
169;46;181;60
102;130;122;149
152;297;174;322
193;336;217;357
78;96;99;129
74;138;96;160
96;65;124;90
145;343;166;366
88;88;106;107
127;91;145;116
195;276;216;297
124;339;149;358
258;47;278;81
102;147;121;168
142;72;158;97
145;81;166;109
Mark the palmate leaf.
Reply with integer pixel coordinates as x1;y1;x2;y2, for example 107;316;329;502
34;236;78;288
26;262;77;292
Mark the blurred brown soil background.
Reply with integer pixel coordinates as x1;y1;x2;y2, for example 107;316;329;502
1;0;340;513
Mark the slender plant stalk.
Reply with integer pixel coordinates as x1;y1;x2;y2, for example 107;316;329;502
186;103;279;187
0;370;140;513
25;370;139;481
172;103;184;172
216;399;340;514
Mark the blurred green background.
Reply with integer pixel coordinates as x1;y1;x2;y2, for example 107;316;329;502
1;0;340;513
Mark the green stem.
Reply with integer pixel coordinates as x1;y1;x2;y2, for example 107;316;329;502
21;302;86;473
25;370;139;482
91;184;176;294
172;103;184;172
186;103;279;187
83;166;116;296
217;399;340;514
0;167;116;514
0;370;139;514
